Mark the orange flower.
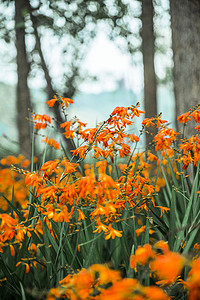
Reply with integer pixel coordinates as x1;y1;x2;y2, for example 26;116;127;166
99;278;140;300
46;96;58;107
155;117;168;128
193;243;200;252
21;159;30;168
142;286;168;300
96;160;107;173
90;205;106;219
33;113;51;123
41;160;59;175
0;213;18;229
25;172;42;189
154;127;178;151
48;138;60;149
60;121;72;130
75;119;87;132
93;221;108;234
191;110;200;123
194;124;200;132
111;106;129;118
16;262;30;274
128;134;140;143
131;106;145;117
118;143;131;158
71;145;88;158
47;287;63;299
70;268;93;298
34;122;47;130
10;244;15;256
156;206;170;217
104;224;122;240
61;97;74;107
42;137;60;150
135;225;154;237
184;257;200;300
63;130;75;139
142;117;155;127
154;240;169;254
77;209;86;221
147;152;158;162
89;264;121;285
92;146;105;158
180;154;193;169
150;251;186;285
130;244;155;271
46;95;74;108
136;225;146;237
177;111;191;123
29;243;37;253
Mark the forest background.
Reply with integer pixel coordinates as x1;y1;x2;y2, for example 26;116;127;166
1;0;198;158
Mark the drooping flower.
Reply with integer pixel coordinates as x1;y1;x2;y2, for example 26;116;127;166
104;224;122;240
46;96;58;107
42;137;60;150
177;111;191;123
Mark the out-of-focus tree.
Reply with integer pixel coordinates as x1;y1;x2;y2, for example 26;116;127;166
0;0;174;153
154;0;173;87
109;0;172;146
0;0;129;158
170;0;200;135
15;0;32;158
141;0;157;146
27;0;129;157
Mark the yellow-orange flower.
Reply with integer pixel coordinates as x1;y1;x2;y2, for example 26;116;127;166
104;224;122;240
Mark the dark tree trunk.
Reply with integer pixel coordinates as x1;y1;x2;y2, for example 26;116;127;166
28;2;77;160
15;0;32;158
170;0;200;136
141;0;157;146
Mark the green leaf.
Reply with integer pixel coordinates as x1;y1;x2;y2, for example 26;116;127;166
41;218;53;289
182;226;199;255
173;161;200;252
0;193;25;221
144;212;149;245
19;282;26;300
168;189;176;250
0;255;20;295
165;154;186;213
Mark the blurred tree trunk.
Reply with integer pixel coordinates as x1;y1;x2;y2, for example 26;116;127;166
28;2;78;161
15;0;32;158
170;0;200;136
141;0;157;146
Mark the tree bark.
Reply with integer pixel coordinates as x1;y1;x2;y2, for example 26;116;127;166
141;0;157;147
15;0;32;158
170;0;200;136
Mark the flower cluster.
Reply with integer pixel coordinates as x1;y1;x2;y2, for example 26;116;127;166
47;261;169;300
0;97;200;299
47;241;200;300
0;155;30;210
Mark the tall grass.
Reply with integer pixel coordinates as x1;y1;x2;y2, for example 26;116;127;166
0;96;200;299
